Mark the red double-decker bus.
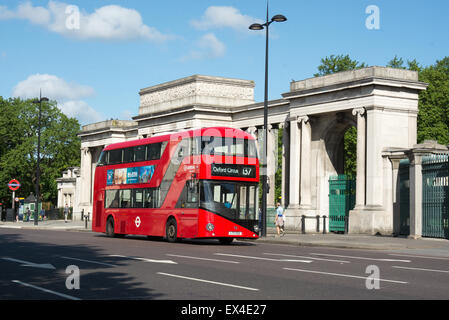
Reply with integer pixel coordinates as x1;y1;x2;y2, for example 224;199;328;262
92;127;260;244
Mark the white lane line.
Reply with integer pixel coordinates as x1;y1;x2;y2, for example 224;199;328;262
109;254;177;264
389;254;449;261
214;253;313;263
166;254;240;264
311;253;411;263
392;266;449;274
284;268;408;284
12;280;81;300
60;256;116;267
264;253;350;264
157;272;259;291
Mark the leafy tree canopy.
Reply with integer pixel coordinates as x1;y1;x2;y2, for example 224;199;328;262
0;97;81;207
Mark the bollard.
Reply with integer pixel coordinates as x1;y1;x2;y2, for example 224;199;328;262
84;213;89;229
344;216;349;234
322;215;327;234
316;215;320;233
301;215;306;234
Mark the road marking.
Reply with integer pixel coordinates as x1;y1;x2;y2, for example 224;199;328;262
166;254;240;264
109;254;177;264
264;253;350;264
284;268;408;284
2;257;56;270
389;254;449;261
60;256;116;267
12;280;81;300
310;253;411;263
392;266;449;274
214;253;313;263
157;272;259;291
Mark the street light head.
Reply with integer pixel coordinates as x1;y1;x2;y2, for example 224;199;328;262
271;14;287;23
41;97;49;102
249;23;264;31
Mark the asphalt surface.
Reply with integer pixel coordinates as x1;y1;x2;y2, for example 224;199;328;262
1;221;449;304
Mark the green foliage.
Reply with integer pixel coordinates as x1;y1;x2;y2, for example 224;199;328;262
387;55;449;145
0;97;81;206
343;127;357;178
416;57;449;144
314;54;367;77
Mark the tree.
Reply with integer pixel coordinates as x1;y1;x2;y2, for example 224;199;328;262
417;57;449;144
314;54;367;77
387;56;449;144
0;97;81;207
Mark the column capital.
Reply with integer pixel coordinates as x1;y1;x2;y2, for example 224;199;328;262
352;107;366;117
297;115;310;124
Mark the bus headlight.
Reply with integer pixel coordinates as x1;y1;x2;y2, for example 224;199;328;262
206;223;215;232
254;225;260;233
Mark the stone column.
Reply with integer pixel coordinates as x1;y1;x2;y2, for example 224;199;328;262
267;125;278;207
289;118;301;208
390;157;402;235
298;116;311;208
280;121;290;207
352;107;366;209
408;152;423;239
79;147;92;208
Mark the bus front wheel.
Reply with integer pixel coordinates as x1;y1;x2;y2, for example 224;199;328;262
106;217;115;238
166;218;178;243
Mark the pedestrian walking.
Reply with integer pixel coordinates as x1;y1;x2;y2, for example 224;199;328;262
64;204;69;223
26;208;31;222
275;202;285;237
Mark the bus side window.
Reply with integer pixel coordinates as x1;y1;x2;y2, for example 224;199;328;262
133;189;144;208
105;189;120;208
109;149;123;164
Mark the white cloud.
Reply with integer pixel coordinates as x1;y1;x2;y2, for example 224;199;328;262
13;74;94;101
0;1;170;42
12;74;103;124
191;6;262;32
179;33;225;62
59;100;103;124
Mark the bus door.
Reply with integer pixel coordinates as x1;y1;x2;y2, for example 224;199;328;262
178;180;199;238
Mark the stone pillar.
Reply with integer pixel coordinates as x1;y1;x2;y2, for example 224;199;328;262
267;125;278;207
298;116;311;208
280;121;290;207
408;152;423;239
352;107;366;208
79;147;92;209
289;118;301;208
390;157;402;235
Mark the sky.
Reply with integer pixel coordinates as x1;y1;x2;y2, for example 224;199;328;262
0;0;448;125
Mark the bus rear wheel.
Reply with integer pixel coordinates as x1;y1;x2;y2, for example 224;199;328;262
166;218;178;243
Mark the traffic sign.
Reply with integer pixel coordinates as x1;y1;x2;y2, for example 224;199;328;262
8;179;20;191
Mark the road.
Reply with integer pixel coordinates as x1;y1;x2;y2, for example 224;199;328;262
1;228;449;303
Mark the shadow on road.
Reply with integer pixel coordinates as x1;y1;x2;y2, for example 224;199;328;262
0;232;163;300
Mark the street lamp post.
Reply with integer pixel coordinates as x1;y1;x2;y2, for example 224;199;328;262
32;92;49;226
249;7;286;237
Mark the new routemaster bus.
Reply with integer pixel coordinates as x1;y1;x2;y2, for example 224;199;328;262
92;127;260;244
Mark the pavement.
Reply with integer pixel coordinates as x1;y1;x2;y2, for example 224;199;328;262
1;219;449;254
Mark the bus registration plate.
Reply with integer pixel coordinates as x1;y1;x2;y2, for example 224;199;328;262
228;231;242;236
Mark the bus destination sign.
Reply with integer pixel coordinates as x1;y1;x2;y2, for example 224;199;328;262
211;164;256;178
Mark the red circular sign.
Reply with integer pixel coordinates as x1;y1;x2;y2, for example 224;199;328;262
8;179;20;191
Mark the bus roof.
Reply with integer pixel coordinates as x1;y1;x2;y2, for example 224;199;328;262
103;127;256;151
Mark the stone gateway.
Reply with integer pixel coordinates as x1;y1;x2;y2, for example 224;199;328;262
75;68;428;235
